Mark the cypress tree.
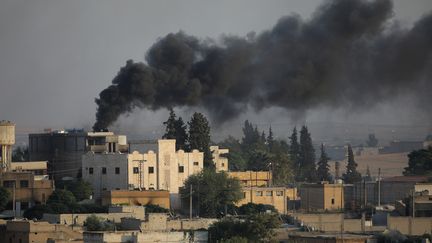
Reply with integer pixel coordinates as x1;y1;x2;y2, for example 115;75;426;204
289;127;301;181
267;126;274;152
299;126;317;182
188;112;213;169
162;108;187;150
317;144;332;182
342;144;362;184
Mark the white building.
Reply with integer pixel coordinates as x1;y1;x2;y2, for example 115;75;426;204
82;139;204;209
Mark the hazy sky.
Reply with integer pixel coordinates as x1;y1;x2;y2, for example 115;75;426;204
1;0;431;140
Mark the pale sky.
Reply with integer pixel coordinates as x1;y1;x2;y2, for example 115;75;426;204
1;0;431;142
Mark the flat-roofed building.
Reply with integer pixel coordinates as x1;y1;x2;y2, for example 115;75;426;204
10;161;48;180
0;171;54;216
228;171;272;187
82;139;203;209
236;187;297;214
300;183;344;212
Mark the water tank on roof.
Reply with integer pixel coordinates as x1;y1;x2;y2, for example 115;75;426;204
0;121;15;145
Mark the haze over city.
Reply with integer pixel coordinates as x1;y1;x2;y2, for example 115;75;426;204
1;0;432;144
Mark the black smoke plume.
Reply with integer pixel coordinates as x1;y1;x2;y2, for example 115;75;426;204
93;0;432;131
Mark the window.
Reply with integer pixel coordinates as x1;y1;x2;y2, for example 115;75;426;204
178;166;184;173
89;167;93;175
331;198;335;205
3;180;14;188
266;191;273;196
256;191;263;196
133;167;139;174
102;167;107;174
115;167;120;174
21;202;29;210
193;161;199;166
149;167;154;174
20;180;29;188
242;192;246;199
221;163;225;167
276;191;283;196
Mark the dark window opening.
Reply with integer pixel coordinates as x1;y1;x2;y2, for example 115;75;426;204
178;166;184;173
102;167;107;174
20;180;29;188
149;167;154;174
89;167;93;174
133;167;139;174
115;167;120;174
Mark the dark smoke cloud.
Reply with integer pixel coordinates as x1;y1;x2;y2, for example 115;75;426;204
93;0;432;131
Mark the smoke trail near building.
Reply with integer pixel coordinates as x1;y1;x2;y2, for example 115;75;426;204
93;0;432;131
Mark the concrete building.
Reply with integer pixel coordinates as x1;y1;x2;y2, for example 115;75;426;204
228;170;272;187
29;130;127;180
82;139;203;209
210;145;228;172
236;187;296;214
83;230;207;243
300;183;344;212
0;123;54;216
0;171;54;216
101;190;170;209
0;121;15;172
0;220;82;243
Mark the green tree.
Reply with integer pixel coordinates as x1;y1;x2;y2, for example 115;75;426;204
238;203;277;215
145;204;169;213
0;186;11;212
47;189;76;206
23;204;53;220
219;136;247;171
162;108;188;150
180;169;242;218
403;146;432;176
271;152;294;186
84;214;115;231
188;112;213;168
267;126;274;152
208;213;281;242
342;144;362;183
289;127;301;180
67;180;93;201
317;144;332;182
366;133;378;147
12;146;29;162
298;126;317;182
241;120;260;149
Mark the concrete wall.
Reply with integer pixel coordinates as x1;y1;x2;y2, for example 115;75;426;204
83;231;208;243
387;216;432;235
292;213;366;233
43;211;144;226
300;184;344;211
101;190;170;208
121;213;217;231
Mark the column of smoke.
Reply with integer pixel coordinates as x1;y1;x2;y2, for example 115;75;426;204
93;0;432;131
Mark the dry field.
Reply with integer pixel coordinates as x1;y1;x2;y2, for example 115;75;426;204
329;152;409;179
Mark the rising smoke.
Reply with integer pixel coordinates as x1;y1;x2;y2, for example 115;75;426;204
93;0;432;131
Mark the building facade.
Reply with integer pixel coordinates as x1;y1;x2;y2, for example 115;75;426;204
210;146;229;172
29;130;127;180
82;139;204;209
300;183;344;212
228;171;272;187
236;187;297;214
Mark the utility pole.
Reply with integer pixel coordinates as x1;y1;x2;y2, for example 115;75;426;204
138;160;144;190
378;168;381;207
412;189;415;217
189;185;193;220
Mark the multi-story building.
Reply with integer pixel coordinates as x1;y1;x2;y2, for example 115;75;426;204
300;182;344;212
28;130;127;180
82;139;203;209
0;122;54;216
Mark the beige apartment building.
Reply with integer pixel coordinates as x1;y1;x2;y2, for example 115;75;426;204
236;187;297;214
82;139;204;209
300;182;344;212
228;170;272;187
